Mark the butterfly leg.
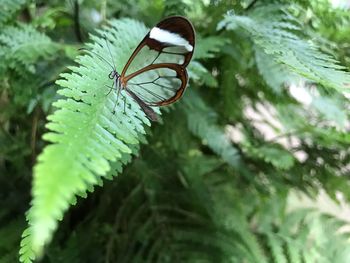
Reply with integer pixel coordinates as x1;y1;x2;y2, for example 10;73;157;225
123;95;127;114
112;78;121;114
105;75;118;96
112;91;122;114
116;80;121;104
105;83;117;96
112;97;118;114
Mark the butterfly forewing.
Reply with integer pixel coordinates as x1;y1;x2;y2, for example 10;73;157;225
120;16;195;106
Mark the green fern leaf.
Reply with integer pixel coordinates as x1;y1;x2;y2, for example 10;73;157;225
0;24;58;73
194;36;229;60
285;238;302;263
19;18;159;262
243;142;295;170
189;61;218;87
267;233;288;263
189;36;229;87
255;46;300;94
260;207;350;263
188;35;229;88
183;90;240;167
0;0;26;26
163;0;188;16
19;228;35;263
218;5;350;91
311;96;348;128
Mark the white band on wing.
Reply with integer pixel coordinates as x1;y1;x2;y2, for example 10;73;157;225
149;27;193;52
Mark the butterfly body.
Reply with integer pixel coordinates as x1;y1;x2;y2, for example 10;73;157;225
108;68;158;121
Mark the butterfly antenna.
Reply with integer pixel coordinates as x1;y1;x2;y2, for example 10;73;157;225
78;47;114;71
103;34;117;70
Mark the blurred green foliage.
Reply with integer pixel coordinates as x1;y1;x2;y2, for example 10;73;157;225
1;0;350;262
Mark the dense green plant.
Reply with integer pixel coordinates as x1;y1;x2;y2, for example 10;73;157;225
1;0;350;262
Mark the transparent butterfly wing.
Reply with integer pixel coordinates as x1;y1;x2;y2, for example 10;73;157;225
120;16;195;106
126;64;187;106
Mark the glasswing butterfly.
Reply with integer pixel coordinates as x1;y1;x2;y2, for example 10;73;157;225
89;16;195;122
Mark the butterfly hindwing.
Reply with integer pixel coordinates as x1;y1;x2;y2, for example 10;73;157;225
125;63;187;106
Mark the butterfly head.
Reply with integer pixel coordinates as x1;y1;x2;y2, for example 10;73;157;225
108;70;120;80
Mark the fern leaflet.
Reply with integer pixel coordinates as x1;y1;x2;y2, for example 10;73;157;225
0;0;26;26
183;90;240;167
0;24;58;73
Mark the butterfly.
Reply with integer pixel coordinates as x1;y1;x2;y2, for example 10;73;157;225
93;16;195;121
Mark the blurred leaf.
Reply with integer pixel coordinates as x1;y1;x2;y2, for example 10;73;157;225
219;5;350;91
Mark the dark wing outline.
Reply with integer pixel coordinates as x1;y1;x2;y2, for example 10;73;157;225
124;63;188;106
119;16;195;106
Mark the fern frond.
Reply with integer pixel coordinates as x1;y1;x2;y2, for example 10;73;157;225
101;159;265;262
189;35;230;88
255;46;300;94
189;61;218;87
267;233;287;263
243;142;295;170
0;0;26;26
0;24;58;73
195;36;229;60
183;90;240;167
260;207;350;263
285;238;302;263
163;0;188;16
311;95;348;128
218;5;350;91
19;227;35;263
19;18;157;262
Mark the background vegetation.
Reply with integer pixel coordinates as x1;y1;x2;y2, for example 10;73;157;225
1;0;350;262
